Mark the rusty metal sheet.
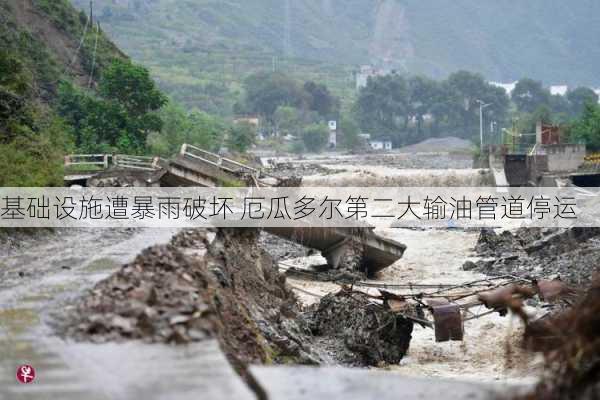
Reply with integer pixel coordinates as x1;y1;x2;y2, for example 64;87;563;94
432;304;463;342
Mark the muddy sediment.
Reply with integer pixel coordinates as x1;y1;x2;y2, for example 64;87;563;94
468;227;600;399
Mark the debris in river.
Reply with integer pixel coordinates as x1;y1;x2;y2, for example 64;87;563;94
306;287;414;366
472;228;600;286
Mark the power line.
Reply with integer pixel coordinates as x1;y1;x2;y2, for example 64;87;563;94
64;1;92;77
87;21;100;88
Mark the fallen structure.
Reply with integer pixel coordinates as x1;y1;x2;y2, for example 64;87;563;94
64;145;407;275
66;145;276;188
161;144;268;187
266;226;406;277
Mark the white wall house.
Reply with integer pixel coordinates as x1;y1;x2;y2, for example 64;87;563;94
369;140;392;151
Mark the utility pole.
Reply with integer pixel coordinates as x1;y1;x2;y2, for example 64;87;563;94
477;100;491;155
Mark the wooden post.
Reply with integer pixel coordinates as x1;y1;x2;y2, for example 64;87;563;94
180;144;188;156
103;154;109;169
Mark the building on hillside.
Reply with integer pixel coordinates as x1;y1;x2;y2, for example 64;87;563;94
489;81;517;96
355;65;387;90
550;85;569;96
489;82;579;98
234;117;260;127
536;121;562;145
369;140;393;151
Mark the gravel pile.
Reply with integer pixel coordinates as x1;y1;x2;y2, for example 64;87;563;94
397;137;474;154
61;229;318;367
468;228;600;286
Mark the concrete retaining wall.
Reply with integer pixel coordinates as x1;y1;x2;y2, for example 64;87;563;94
543;144;586;172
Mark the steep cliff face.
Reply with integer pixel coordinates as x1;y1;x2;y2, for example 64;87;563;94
370;0;414;73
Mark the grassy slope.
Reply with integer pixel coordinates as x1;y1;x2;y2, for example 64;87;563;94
70;0;600;115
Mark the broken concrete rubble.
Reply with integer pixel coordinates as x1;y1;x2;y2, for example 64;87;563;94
266;226;406;278
471;228;600;286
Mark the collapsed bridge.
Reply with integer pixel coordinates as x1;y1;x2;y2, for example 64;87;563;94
63;145;407;275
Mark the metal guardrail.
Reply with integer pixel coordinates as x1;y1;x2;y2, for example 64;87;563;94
64;154;161;172
180;144;260;178
114;155;160;171
64;154;110;170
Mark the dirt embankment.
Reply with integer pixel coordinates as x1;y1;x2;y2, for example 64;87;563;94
61;228;414;376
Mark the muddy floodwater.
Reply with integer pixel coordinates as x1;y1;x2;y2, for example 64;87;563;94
287;228;540;384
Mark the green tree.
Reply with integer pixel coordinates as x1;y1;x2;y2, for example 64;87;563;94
570;103;600;151
339;116;360;150
567;87;599;117
512;78;551;114
0;49;33;141
0;114;73;186
58;60;167;153
549;94;571;121
446;71;509;140
227;122;256;152
100;59;167;116
243;72;307;124
147;102;223;156
301;124;329;153
273;106;302;137
355;74;409;139
303;81;339;119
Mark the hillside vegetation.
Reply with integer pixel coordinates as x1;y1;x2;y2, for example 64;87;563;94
0;0;127;185
70;0;600;114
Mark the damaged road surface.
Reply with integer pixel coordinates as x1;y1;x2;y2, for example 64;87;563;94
62;229;414;370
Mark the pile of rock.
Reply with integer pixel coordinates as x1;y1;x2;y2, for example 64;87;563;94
468;228;600;286
62;228;416;371
64;240;218;344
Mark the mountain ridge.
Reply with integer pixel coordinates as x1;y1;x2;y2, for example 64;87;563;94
70;0;600;113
